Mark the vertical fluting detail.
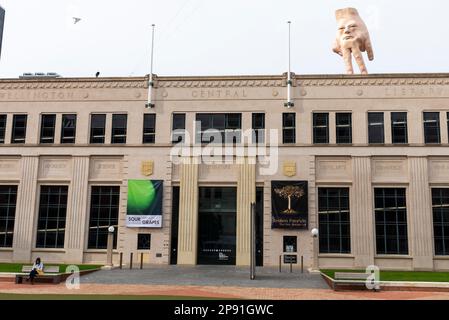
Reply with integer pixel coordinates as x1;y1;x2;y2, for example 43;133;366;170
177;158;199;265
352;157;375;267
65;157;90;252
409;157;434;270
236;157;256;266
12;156;39;262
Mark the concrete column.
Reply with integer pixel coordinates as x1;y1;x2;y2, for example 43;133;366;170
64;156;90;264
329;113;336;145
351;157;375;268
177;157;199;265
236;157;256;266
12;156;39;262
408;157;434;270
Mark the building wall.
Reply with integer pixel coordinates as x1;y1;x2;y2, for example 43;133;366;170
1;74;449;270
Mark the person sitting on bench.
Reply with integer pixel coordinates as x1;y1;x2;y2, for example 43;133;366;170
27;257;44;284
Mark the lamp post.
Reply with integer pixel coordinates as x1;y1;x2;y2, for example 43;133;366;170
106;226;115;268
311;228;319;272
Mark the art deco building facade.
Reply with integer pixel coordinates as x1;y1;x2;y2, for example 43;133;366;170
1;73;449;271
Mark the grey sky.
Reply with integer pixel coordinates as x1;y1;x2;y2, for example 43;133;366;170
0;0;447;78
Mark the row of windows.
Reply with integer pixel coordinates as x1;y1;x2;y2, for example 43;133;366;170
0;185;119;249
0;111;448;145
318;187;449;256
0;114;156;145
2;184;449;256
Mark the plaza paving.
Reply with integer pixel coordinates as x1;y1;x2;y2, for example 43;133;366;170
81;265;328;289
1;266;449;300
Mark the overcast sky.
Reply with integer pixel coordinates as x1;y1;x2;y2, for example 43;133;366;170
0;0;447;78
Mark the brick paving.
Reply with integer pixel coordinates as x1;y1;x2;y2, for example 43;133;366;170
2;282;449;300
1;266;449;300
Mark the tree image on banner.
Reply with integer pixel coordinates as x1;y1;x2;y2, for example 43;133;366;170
274;185;305;214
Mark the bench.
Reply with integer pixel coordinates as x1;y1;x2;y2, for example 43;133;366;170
333;272;380;291
15;266;62;284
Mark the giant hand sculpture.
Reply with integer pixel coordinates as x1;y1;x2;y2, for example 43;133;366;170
333;8;374;74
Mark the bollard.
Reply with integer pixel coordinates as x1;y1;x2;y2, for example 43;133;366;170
279;255;282;273
140;253;144;270
290;262;293;273
119;252;123;269
130;252;133;270
301;256;304;274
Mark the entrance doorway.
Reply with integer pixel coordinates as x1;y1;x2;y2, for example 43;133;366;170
197;187;237;265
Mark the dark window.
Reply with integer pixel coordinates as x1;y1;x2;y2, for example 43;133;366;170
0;115;6;144
196;113;242;144
282;113;296;144
447;113;449;143
111;114;127;144
172;114;186;143
336;113;352;144
391;112;408;144
11;115;27;144
90;114;106;144
318;188;351;254
0;186;17;248
252;113;265;144
368;112;384;144
36;186;68;249
88;186;120;249
137;234;151;250
432;189;449;256
283;236;297;253
375;188;408;255
61;114;77;144
424;112;441;144
40;114;56;144
143;114;156;144
313;113;329;144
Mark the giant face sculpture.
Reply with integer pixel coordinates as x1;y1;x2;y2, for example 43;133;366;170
333;8;374;74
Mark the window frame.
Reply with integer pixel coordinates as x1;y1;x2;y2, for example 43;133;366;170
87;186;120;250
90;114;106;144
195;113;242;144
11;114;27;144
0;115;6;144
374;188;409;255
172;113;186;144
252;113;265;144
282;113;296;144
61;114;77;144
111;114;128;144
35;185;69;249
368;112;385;144
318;187;351;254
432;188;449;256
143;114;156;144
391;112;408;144
39;114;57;144
313;113;330;144
0;185;18;248
336;113;352;144
423;112;441;144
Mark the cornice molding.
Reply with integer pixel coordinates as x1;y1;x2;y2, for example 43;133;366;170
157;79;284;88
0;74;448;90
298;78;449;87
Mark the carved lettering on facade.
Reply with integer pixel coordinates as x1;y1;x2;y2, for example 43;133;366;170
191;89;248;99
39;159;71;179
429;160;449;183
385;86;444;97
316;159;351;181
372;159;407;182
0;91;76;101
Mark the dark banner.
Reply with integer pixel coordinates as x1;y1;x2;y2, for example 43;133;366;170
271;181;308;229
